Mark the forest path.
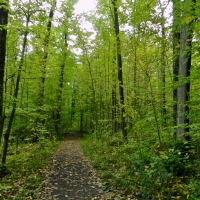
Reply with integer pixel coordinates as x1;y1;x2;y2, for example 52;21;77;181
38;132;105;200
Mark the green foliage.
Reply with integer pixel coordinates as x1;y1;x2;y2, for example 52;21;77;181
81;133;200;199
0;139;60;199
188;179;200;199
130;147;170;199
0;164;11;178
161;141;196;177
10;120;52;143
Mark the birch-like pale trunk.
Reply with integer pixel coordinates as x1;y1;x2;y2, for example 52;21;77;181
176;26;191;139
176;0;196;139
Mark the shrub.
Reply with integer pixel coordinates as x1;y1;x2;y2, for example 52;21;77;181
130;147;171;199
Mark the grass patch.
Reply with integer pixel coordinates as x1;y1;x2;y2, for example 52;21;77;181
0;139;60;199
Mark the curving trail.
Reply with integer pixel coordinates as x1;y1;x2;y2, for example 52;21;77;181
39;132;104;200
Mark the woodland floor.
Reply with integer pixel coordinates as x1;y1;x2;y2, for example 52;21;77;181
36;132;106;200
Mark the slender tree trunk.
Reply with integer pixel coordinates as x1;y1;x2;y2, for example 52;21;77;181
172;0;181;139
70;89;76;127
39;0;56;110
148;73;161;144
160;6;167;127
87;60;97;131
133;45;137;113
0;0;9;145
112;77;117;134
132;2;138;121
2;15;30;164
112;57;117;134
81;40;97;130
112;0;127;140
80;112;83;132
54;64;64;133
55;32;67;134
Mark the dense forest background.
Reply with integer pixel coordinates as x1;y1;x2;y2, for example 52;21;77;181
1;0;200;199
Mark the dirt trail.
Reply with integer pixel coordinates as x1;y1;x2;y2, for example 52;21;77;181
38;132;104;200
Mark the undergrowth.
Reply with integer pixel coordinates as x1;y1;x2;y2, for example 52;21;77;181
0;139;60;199
80;133;200;200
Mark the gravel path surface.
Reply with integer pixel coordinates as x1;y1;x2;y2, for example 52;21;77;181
39;132;105;200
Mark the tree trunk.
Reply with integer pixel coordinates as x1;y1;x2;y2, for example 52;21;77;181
172;0;181;139
176;0;195;140
80;112;83;133
81;40;97;131
112;57;117;134
145;70;162;145
160;5;167;127
176;26;192;139
2;14;30;164
38;0;56;109
0;0;9;145
55;37;66;134
112;82;117;134
112;0;127;141
70;89;76;127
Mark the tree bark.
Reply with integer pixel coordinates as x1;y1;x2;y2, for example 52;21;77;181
0;0;9;145
176;0;196;140
2;14;30;164
39;0;56;109
54;33;67;134
112;81;117;134
112;0;127;141
81;40;97;131
172;0;181;139
111;56;117;134
176;26;192;139
160;4;167;127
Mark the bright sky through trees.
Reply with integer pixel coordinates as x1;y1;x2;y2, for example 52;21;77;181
73;0;96;30
74;0;96;14
70;0;97;55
